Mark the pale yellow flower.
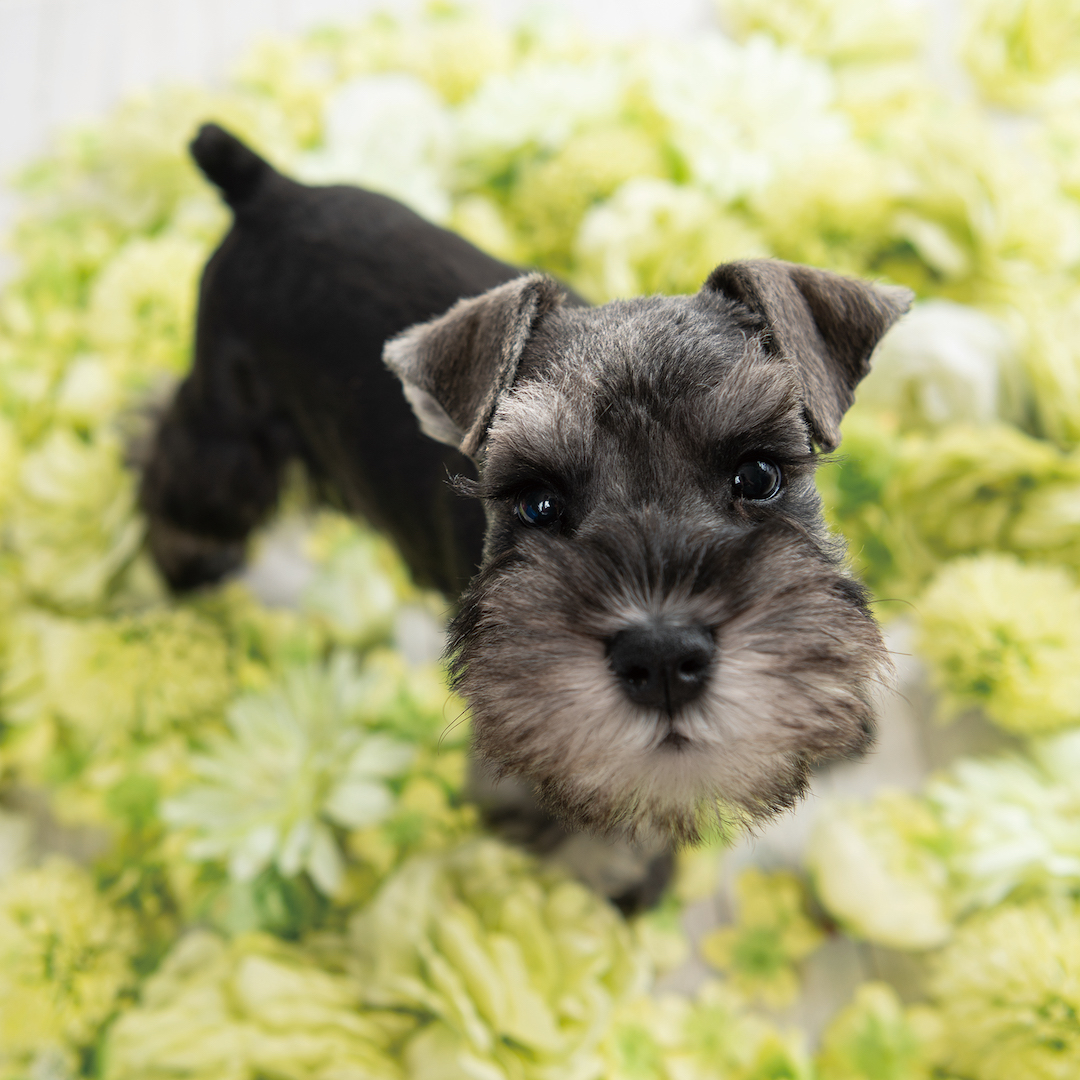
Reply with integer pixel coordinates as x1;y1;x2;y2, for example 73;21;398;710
701;868;824;1008
350;839;644;1080
929;899;1080;1080
0;859;137;1076
104;930;406;1080
816;981;936;1080
916;554;1080;735
807;792;952;950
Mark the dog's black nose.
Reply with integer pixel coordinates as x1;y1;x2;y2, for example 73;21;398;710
607;623;714;712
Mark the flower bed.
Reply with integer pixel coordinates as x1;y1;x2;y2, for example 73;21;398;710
2;2;1080;1077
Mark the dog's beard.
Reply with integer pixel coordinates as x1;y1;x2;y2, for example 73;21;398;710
449;515;886;845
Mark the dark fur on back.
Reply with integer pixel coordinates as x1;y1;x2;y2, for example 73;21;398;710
141;123;528;595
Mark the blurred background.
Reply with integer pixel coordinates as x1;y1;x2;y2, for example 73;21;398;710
3;1;1080;1078
0;0;724;275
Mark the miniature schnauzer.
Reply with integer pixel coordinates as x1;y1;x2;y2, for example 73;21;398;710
143;125;910;891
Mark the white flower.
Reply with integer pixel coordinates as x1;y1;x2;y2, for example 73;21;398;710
162;652;413;895
639;33;848;203
299;73;454;222
929;732;1080;910
860;300;1021;428
575;178;767;300
807;793;952;950
455;56;629;169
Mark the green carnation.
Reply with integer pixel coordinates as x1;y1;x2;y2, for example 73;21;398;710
928;732;1080;909
928;898;1080;1080
816;981;935;1080
575;178;766;301
719;0;927;64
349;839;643;1079
86;232;207;382
915;554;1080;735
299;514;418;649
807;792;952;950
507;125;670;278
162;652;414;896
815;408;904;596
2;605;232;823
103;930;406;1080
641;35;848;205
1009;283;1080;448
602;982;812;1080
8;427;142;609
0;858;137;1077
962;0;1080;109
700;868;823;1008
856;300;1020;430
886;425;1080;592
300;72;454;223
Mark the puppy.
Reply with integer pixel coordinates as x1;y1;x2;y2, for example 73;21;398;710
143;124;909;862
385;267;910;844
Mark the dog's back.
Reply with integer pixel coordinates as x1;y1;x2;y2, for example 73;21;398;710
141;124;521;595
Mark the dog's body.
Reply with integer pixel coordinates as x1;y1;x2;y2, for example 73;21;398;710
144;125;910;872
142;124;526;597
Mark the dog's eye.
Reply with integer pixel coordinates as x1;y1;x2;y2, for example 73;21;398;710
515;489;561;527
733;459;782;500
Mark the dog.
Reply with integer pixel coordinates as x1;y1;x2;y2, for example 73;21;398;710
143;124;910;879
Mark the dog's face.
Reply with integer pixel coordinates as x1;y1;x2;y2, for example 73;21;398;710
386;261;910;843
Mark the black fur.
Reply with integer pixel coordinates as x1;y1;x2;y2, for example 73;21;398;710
141;123;528;596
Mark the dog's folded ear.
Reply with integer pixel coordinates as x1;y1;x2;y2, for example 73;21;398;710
703;259;912;451
384;273;564;458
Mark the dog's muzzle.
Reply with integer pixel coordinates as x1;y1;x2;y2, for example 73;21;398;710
606;622;714;713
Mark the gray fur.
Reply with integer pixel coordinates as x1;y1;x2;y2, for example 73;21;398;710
386;259;910;844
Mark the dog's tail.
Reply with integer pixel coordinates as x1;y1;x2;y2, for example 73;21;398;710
189;123;274;209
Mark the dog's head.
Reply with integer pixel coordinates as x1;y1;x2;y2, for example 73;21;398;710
385;260;910;843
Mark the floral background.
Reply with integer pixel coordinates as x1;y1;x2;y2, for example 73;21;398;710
2;0;1080;1077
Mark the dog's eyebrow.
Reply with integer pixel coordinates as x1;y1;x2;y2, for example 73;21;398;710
480;380;595;498
690;360;814;457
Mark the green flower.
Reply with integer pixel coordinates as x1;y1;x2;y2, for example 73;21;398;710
887;426;1080;592
928;898;1080;1080
807;792;952;950
505;124;670;278
299;513;419;649
162;653;414;895
701;868;823;1008
299;73;454;223
640;35;848;205
816;982;935;1080
574;178;767;301
2;605;232;823
86;232;207;382
455;55;629;178
1008;282;1080;447
928;732;1080;909
103;930;406;1080
349;839;643;1079
602;982;812;1080
916;554;1080;735
8;427;142;609
815;408;904;596
962;0;1080;109
856;300;1020;430
719;0;927;64
0;858;137;1078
